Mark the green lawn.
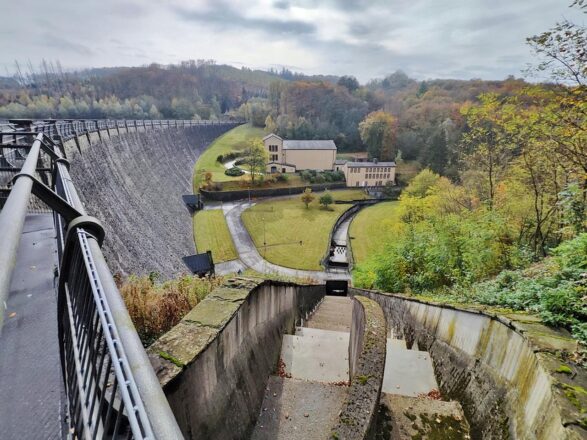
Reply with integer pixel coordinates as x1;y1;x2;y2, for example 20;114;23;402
193;124;265;191
193;210;238;263
349;201;401;264
241;189;370;270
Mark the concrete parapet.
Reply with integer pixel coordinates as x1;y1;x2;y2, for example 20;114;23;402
332;295;387;440
352;288;587;440
148;278;324;439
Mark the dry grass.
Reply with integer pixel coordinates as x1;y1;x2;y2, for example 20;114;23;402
120;274;224;345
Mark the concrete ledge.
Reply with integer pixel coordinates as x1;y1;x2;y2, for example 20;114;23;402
351;288;587;440
147;278;324;439
332;295;387;440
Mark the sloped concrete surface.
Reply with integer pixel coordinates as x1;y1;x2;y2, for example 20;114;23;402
68;124;237;279
382;347;438;397
280;332;349;383
251;376;347;440
305;296;353;332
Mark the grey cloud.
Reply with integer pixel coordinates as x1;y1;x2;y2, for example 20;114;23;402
273;1;290;10
39;34;94;56
175;4;316;35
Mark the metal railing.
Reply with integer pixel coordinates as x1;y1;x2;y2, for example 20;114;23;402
0;119;195;439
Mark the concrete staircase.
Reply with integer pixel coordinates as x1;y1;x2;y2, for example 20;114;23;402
252;296;470;439
378;329;470;439
251;296;352;440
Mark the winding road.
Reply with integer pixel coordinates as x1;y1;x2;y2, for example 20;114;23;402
220;200;350;281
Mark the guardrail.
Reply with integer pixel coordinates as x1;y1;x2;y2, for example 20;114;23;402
0;119;201;438
0;118;242;144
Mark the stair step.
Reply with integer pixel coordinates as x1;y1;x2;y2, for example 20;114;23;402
382;349;438;397
305;296;352;332
295;327;349;339
280;334;349;383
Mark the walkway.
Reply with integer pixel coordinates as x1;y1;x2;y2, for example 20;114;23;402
223;201;350;281
0;214;64;440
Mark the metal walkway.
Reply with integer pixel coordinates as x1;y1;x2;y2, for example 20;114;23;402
0;214;65;439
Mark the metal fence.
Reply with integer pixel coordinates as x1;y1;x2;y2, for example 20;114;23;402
0;119;198;439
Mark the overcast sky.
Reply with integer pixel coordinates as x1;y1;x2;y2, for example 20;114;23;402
0;0;583;82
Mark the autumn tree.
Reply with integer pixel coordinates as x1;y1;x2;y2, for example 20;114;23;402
359;110;397;161
264;114;277;134
525;0;587;224
243;139;267;185
460;94;517;208
301;188;315;208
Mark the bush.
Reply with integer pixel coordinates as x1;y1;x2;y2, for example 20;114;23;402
225;166;245;176
275;173;289;182
319;191;334;209
217;151;242;164
455;234;587;344
120;274;224;345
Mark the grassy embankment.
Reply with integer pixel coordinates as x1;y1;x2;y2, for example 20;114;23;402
193;124;265;191
241;189;369;270
191;124;262;261
193;210;238;263
348;201;401;264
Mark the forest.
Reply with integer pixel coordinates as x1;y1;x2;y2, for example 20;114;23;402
0;55;536;174
353;1;587;343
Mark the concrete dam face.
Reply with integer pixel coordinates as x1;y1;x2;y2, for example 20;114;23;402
64;124;237;279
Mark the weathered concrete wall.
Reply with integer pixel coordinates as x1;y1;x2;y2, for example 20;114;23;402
64;124;237;278
148;278;324;440
351;288;587;440
333;295;387;440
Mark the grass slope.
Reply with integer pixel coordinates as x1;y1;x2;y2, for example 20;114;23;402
193;124;265;190
349;201;400;264
193;210;238;263
242;189;369;270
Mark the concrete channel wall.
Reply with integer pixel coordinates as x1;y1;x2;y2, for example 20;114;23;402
351;288;587;440
333;296;387;440
147;278;324;440
64;124;238;279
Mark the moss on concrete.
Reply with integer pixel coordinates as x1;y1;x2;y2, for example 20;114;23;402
147;277;263;386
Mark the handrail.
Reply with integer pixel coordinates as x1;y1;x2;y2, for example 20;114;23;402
0;133;44;330
0;121;202;438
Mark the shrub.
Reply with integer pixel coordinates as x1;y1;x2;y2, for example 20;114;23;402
319;191;334;209
275;173;289;182
120;274;224;345
225;166;245;177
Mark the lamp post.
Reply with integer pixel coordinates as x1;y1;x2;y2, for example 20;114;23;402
262;216;266;258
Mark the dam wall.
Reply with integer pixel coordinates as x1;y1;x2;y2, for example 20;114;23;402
147;278;324;439
64;123;238;279
351;288;586;440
